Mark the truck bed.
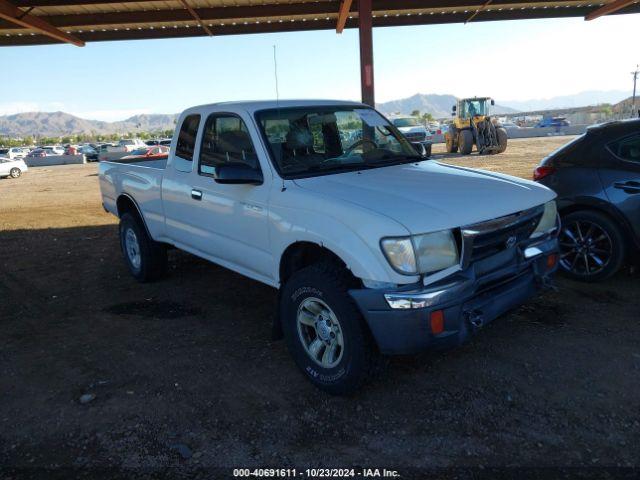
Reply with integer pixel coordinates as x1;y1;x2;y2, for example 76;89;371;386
98;158;167;228
110;158;167;169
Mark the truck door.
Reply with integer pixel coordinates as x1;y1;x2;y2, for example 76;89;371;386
599;132;640;241
164;111;274;283
161;113;202;243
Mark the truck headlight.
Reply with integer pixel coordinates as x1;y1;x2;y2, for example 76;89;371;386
381;230;459;275
530;201;558;238
381;237;416;274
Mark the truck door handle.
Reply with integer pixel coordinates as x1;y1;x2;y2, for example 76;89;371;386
613;181;640;194
191;189;203;200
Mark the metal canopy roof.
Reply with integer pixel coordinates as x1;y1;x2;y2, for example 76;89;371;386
0;0;639;47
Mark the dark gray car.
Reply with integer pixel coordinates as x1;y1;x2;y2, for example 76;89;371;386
534;119;640;281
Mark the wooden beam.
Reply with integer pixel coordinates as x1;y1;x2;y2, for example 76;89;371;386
177;0;213;36
466;0;492;23
585;0;637;20
0;0;84;45
336;0;352;33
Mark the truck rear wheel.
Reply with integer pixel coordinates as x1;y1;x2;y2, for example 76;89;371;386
496;127;508;154
119;213;167;282
280;261;382;395
458;130;474;155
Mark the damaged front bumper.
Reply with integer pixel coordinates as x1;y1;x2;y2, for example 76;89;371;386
349;236;558;355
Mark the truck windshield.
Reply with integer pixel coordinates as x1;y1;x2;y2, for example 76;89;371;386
460;100;488;118
256;106;421;178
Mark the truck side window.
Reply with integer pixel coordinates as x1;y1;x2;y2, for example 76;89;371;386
608;134;640;163
199;114;259;176
175;114;201;162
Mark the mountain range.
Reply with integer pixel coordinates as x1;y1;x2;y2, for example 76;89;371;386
0;111;178;138
376;94;518;118
0;90;632;138
498;90;631;112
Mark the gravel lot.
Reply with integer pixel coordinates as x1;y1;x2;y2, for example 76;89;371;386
1;136;638;477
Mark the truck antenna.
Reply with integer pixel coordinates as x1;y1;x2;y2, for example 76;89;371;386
273;45;286;192
273;45;280;104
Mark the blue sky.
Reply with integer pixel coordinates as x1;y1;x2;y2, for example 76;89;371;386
0;13;637;121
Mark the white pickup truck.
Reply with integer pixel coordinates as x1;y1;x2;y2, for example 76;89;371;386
99;100;559;394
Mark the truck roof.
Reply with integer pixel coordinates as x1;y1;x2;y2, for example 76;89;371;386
181;99;365;115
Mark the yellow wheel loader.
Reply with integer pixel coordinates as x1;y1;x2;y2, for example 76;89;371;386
445;97;508;155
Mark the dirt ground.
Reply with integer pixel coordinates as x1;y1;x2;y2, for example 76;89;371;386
1;136;639;477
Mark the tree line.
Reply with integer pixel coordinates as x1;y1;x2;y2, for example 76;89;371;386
0;129;175;147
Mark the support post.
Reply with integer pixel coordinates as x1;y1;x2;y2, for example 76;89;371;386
358;0;374;106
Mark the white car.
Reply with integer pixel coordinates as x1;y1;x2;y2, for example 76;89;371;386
0;157;28;178
99;100;559;394
42;146;65;156
0;147;30;159
108;139;147;153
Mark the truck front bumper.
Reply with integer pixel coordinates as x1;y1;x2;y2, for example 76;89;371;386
349;237;558;355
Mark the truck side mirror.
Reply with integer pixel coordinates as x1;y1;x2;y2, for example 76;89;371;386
452;105;457;112
215;163;263;185
491;99;495;106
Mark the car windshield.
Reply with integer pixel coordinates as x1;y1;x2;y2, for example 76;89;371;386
130;148;149;156
393;118;421;127
256;106;421;178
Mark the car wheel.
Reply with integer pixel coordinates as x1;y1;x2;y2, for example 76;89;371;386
280;261;383;395
119;213;167;282
9;168;21;178
559;210;626;282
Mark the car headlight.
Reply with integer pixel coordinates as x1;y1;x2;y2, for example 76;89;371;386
381;230;459;275
531;200;558;238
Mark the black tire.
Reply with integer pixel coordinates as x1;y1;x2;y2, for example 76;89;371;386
458;130;474;155
119;213;167;282
559;210;626;282
280;261;383;395
496;127;508;154
445;131;457;153
9;167;21;178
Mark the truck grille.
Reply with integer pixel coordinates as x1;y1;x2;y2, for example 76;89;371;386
404;132;426;143
462;206;544;262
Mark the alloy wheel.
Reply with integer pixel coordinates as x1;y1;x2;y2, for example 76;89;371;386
559;220;612;277
296;297;344;369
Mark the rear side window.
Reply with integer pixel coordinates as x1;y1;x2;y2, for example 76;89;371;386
608;134;640;163
176;114;201;161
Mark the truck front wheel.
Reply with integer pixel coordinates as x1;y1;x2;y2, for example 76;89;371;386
280;261;382;395
119;213;167;282
458;130;474;155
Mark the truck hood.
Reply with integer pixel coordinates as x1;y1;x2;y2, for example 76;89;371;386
293;161;555;234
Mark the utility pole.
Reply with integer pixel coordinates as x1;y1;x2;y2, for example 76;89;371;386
632;65;639;118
